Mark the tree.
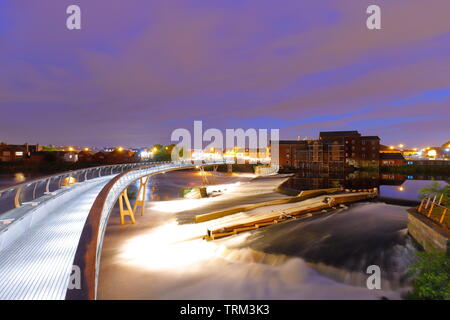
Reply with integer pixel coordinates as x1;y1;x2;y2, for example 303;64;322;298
407;251;450;300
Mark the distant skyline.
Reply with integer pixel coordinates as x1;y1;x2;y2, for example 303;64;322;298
1;1;449;148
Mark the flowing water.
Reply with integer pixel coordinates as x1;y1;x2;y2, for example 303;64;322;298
1;169;445;299
99;171;449;300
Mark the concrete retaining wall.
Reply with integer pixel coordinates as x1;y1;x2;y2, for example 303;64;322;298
407;210;450;254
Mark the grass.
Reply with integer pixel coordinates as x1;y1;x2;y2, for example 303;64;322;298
406;251;450;300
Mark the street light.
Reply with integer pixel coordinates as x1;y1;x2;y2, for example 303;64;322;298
117;147;124;152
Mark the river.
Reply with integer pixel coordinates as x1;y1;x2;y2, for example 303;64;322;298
97;170;449;300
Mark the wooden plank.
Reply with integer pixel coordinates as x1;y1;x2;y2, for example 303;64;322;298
206;191;376;238
195;187;342;223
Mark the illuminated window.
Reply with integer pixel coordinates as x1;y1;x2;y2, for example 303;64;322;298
15;151;24;156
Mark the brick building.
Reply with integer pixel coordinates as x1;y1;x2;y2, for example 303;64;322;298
275;130;380;170
319;131;380;168
380;153;406;166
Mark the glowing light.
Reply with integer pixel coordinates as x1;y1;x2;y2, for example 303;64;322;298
83;147;89;152
117;147;124;152
14;173;26;183
398;144;404;149
140;151;150;158
68;147;74;152
62;176;77;186
119;221;220;271
389;146;394;150
197;171;212;176
398;186;404;192
427;149;437;157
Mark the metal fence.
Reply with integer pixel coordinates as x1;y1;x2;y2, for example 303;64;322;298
417;193;449;227
0;162;173;225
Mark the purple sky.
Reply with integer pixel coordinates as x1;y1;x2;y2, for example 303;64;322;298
1;0;449;148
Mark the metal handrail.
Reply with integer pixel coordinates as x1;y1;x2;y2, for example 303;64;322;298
65;160;230;300
417;194;449;226
0;161;170;221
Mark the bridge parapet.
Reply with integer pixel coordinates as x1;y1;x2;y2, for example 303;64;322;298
0;162;170;234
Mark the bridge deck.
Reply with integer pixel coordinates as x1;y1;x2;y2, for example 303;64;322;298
0;177;111;300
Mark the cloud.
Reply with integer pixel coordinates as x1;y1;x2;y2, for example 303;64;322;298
0;0;449;147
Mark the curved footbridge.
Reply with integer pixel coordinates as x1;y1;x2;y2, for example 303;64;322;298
0;160;232;300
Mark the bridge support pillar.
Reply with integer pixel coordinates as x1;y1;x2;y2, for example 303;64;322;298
119;188;136;225
133;176;149;216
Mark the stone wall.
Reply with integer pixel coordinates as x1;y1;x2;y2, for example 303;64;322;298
407;210;450;254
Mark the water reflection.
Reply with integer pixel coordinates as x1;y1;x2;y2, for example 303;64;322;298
14;173;26;183
282;171;449;204
0;172;33;187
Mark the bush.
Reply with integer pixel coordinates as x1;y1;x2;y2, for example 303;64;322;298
406;251;450;300
419;182;450;207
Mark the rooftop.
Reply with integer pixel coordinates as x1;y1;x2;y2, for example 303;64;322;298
319;131;360;137
380;153;406;160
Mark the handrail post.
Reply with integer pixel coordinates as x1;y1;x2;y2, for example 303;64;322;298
427;195;437;217
425;196;431;209
439;208;447;225
418;198;424;212
14;186;22;208
45;178;51;193
32;182;38;200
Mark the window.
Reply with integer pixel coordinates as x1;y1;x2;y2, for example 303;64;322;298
15;151;23;156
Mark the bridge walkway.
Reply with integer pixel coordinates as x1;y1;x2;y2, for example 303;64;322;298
0;177;111;300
